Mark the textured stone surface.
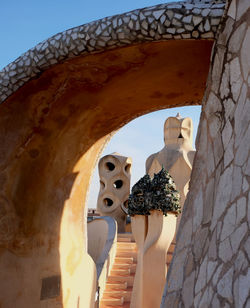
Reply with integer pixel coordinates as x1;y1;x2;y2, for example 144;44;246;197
162;0;250;307
97;153;132;232
0;0;225;104
182;271;195;308
145;114;195;234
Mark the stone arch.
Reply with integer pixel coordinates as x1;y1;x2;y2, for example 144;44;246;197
2;0;244;307
0;0;225;103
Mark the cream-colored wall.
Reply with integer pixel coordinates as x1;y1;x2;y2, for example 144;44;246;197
87;219;109;263
131;212;176;308
87;217;118;301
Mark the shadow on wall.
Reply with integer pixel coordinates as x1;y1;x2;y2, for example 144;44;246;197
0;37;213;307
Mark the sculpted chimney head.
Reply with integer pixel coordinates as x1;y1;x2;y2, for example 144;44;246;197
163;113;193;146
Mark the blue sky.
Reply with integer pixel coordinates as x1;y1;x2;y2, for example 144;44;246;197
1;0;177;69
1;0;201;208
87;106;201;208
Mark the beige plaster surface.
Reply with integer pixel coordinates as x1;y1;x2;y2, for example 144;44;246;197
130;215;147;308
87;219;109;263
97;153;132;232
131;211;176;308
89;216;118;303
146;115;195;232
0;40;212;307
143;212;176;308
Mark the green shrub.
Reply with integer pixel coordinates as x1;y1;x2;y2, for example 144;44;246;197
128;167;181;216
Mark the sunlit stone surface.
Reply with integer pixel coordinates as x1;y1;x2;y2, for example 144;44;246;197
97;153;132;232
146;114;195;232
162;1;250;307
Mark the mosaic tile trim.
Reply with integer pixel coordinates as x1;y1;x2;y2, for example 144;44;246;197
0;0;225;104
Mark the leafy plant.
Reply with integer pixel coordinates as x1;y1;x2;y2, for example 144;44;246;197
128;167;181;216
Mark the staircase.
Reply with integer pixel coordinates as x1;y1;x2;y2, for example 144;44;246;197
99;233;175;308
100;233;135;308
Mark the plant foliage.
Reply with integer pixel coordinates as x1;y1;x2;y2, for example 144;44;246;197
128;167;181;216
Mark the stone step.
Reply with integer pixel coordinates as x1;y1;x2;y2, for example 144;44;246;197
116;247;137;253
113;255;171;268
113;263;137;273
100;302;130;308
116;250;172;264
117;237;132;242
107;275;134;287
100;297;124;306
117;242;137;249
110;268;131;276
116;251;137;261
115;257;134;264
117;239;174;251
103;290;132;302
105;282;127;290
117;233;134;241
116;250;172;261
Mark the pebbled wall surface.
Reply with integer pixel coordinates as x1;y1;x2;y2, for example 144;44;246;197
162;0;250;307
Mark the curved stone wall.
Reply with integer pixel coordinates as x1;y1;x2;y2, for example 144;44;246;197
0;0;225;103
162;0;250;306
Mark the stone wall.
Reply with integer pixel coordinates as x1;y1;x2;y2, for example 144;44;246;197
162;0;250;307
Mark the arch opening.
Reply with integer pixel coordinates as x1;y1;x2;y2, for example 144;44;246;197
0;39;213;307
87;105;201;211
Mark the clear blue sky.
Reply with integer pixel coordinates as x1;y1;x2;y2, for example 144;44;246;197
1;0;176;69
1;0;201;208
87;106;201;208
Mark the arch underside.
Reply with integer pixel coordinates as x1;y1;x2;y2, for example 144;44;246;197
1;39;212;232
0;39;213;306
0;1;228;306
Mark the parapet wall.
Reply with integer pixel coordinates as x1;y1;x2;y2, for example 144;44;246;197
162;0;250;306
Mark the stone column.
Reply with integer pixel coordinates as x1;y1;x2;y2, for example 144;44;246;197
131;211;177;308
97;153;132;232
130;215;147;308
146;113;195;232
